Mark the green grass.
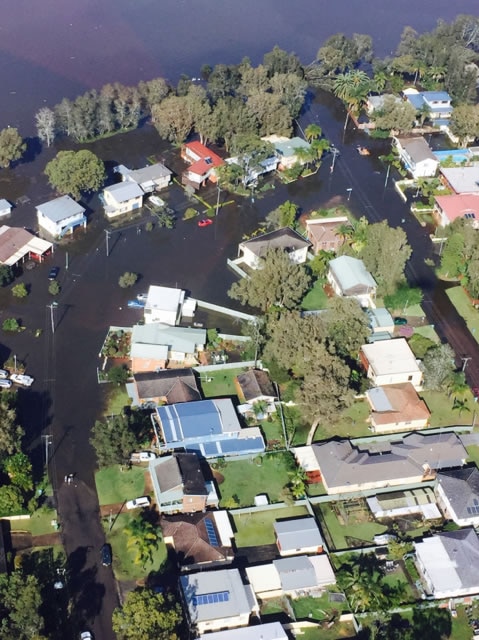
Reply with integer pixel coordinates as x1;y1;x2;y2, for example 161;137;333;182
102;385;131;416
298;623;356;640
446;286;479;345
316;400;370;441
466;445;479;468
420;389;475;427
292;593;349;621
200;367;248;398
413;324;440;342
95;465;147;506
216;451;296;507
232;505;309;546
404;303;425;317
315;502;387;550
104;512;168;581
260;414;286;447
8;508;58;536
452;606;475;640
302;279;329;311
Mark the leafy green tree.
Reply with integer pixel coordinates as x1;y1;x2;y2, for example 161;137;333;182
446;371;469;400
44;150;105;199
383;284;423;312
12;284;28;299
0;266;13;287
421;343;456;391
3;453;33;492
322;297;371;357
228;249;311;313
0;484;23;515
0;394;24;456
90;414;137;467
0;572;46;639
452;397;470;417
408;334;436;359
309;249;334;278
118;272;138;288
48;281;60;296
266;200;300;230
263;46;303;77
288;466;308;499
107;365;130;386
151;95;194;144
333;70;372;127
371;96;416;134
112;588;182;640
0;127;26;168
125;517;160;567
2;318;20;332
304;123;322;142
449;104;479;146
439;232;465;279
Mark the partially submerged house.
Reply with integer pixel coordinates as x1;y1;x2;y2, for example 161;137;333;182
305;216;350;254
102;182;143;218
262;135;312;171
394;137;439;179
366;383;430;433
327;255;377;308
435;466;479;527
129;368;201;407
0;200;12;218
181;141;224;190
274;517;324;556
36;195;86;237
360;338;423;390
403;89;453;128
0;225;52;266
115;162;172;192
144;285;186;325
130;323;206;372
236;227;311;270
433;194;479;228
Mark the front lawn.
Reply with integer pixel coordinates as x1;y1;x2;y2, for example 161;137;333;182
325;400;371;440
298;623;356;640
95;465;147;506
232;505;309;547
102;385;131;416
466;445;479;468
420;389;475;427
292;593;350;621
8;507;58;536
302;279;329;311
200;367;248;398
216;451;296;507
446;286;479;344
314;501;387;550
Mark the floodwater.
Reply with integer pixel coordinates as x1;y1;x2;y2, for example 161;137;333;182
1;0;477;133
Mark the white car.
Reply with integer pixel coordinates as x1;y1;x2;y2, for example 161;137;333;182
126;496;151;510
10;374;34;387
130;451;156;462
0;379;12;389
80;633;93;640
0;369;9;379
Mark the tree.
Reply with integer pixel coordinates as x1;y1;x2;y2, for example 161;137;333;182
2;318;20;332
446;371;469;400
228;249;311;313
107;365;130;385
0;265;13;287
3;452;33;491
333;70;372;127
0;394;24;456
360;221;412;296
449;104;479;146
125;517;160;567
35;107;56;147
0;572;45;639
371;96;416;134
265;200;300;230
48;281;60;296
90;414;137;467
288;466;308;499
452;397;470;417
11;284;28;299
151;95;194;144
112;588;182;640
44;150;105;200
118;272;138;288
0;484;23;515
322;297;371;357
383;284;423;313
0;127;26;169
439;232;465;279
421;343;456;391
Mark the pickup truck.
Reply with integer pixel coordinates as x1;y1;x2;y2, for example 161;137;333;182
130;451;156;463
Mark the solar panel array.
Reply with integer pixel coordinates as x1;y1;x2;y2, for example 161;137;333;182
193;591;230;606
467;498;479;515
204;518;219;546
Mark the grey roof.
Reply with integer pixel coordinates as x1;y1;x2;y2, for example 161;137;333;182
0;199;11;211
236;369;276;402
274;137;311;157
181;568;253;624
36;195;85;222
128;162;172;184
273;556;317;591
131;323;206;355
134;369;201;404
104;181;143;201
329;256;377;294
437;529;479;588
274;517;323;552
313;432;467;490
437;467;479;519
196;622;287;640
396;137;437;163
367;307;394;330
440;167;479;194
153;452;207;496
240;227;310;258
367;387;394;412
153;455;183;493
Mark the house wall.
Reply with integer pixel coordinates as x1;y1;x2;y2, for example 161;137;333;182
321;472;426;495
104;191;143;217
38;212;85;236
278;544;323;557
367;368;423;390
144;309;178;325
370;416;429;434
197;613;251;634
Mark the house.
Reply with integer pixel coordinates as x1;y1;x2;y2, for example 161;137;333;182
235;369;277;415
360;338;423;390
262;135;312;170
366;487;441;520
415;528;479;599
143;285;185;325
181;141;224;190
115;162;172;192
305;216;350;254
0;225;53;267
367;307;395;336
435;467;479;527
366;383;430;433
366;94;401;114
433;194;479;228
0;200;12;218
440;166;479;195
161;510;234;570
237;227;311;270
274;517;324;556
130;323;206;372
153;398;265;458
196;622;288;640
129;368;201;407
394;137;439;179
293;432;467;495
180;568;259;634
403;89;453;127
327;255;377;308
36;195;86;237
149;452;217;514
225;154;278;186
245;555;336;600
102;182;144;218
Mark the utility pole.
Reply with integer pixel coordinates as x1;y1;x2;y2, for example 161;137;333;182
330;147;339;174
105;229;111;257
462;356;472;372
384;163;391;188
41;434;52;467
346;188;352;201
215;185;221;216
47;302;58;334
65;252;69;271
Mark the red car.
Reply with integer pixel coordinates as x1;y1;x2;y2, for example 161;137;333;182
198;219;213;227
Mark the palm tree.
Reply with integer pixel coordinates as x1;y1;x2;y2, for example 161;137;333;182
288;467;308;499
310;138;330;162
125;516;160;568
304;123;323;142
446;371;469;400
452;397;471;417
372;71;387;94
333;70;372;129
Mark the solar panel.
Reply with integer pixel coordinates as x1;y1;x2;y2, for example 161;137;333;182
204;518;219;546
193;591;229;606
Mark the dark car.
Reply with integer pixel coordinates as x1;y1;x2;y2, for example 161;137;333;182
394;317;408;326
101;543;112;567
48;267;59;280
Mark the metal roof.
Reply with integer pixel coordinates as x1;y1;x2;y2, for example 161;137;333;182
36;195;85;223
274;517;323;552
197;622;288;640
329;255;377;294
104;181;143;202
273;556;317;591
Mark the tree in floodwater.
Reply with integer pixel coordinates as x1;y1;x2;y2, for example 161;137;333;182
35;107;56;147
0;127;26;168
45;150;105;199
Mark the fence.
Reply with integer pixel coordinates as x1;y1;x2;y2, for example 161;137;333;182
194;360;260;373
193;297;257;322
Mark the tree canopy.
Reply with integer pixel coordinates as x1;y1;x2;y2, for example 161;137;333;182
44;149;105;200
0;572;46;640
112;588;182;640
90;414;138;467
0;127;26;169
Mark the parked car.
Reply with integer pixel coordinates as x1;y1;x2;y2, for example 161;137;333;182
394;317;408;326
101;543;112;567
198;218;213;227
48;266;59;280
0;380;12;389
126;496;151;510
80;632;93;640
0;369;9;379
10;373;34;387
130;451;156;463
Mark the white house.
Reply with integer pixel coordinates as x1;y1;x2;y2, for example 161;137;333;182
394;137;439;179
102;182;144;218
180;568;259;634
435;467;479;527
144;285;185;325
197;622;288;640
327;255;377;308
0;199;12;218
360;338;423;390
274;517;324;556
36;195;86;237
415;529;479;599
115;162;172;193
236;227;311;270
262;135;312;170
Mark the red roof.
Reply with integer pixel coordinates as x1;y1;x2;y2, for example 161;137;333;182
184;141;224;168
435;194;479;223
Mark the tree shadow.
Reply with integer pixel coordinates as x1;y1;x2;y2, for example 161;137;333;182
21;136;43;165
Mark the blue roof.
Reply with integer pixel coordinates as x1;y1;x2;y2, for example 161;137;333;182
422;91;451;102
184;436;265;458
157;400;222;443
